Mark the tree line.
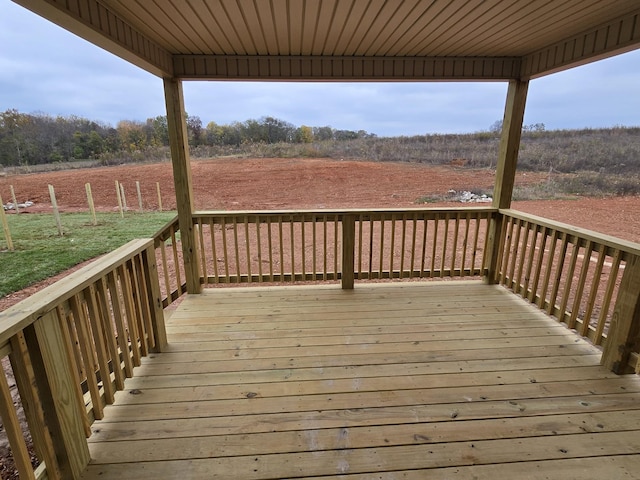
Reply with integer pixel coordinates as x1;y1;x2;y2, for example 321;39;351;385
0;109;374;167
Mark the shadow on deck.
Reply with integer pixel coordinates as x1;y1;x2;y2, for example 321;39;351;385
82;282;640;479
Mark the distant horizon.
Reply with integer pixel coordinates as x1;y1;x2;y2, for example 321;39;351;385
3;107;639;137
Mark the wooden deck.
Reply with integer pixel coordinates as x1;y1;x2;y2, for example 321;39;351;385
81;282;640;479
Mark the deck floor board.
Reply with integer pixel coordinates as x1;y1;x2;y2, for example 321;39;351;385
81;282;640;479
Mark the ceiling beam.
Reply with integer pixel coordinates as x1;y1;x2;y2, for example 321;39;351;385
172;55;521;81
521;8;640;79
13;0;173;77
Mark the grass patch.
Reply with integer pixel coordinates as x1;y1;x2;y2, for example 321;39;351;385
0;211;176;298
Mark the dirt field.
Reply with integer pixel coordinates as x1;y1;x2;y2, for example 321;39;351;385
2;157;639;241
2;157;639;311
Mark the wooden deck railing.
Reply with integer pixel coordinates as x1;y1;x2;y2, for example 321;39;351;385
192;208;495;288
0;239;166;479
496;209;640;373
1;206;638;478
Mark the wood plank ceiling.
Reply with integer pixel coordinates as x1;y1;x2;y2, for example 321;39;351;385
13;0;640;80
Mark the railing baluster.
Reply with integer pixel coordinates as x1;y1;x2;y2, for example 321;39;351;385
400;214;407;277
460;212;470;277
558;236;581;324
244;216;252;283
197;217;207;285
440;213;450;275
106;271;133;378
128;260;149;357
409;214;417;278
379;217;385;277
221;217;230;281
528;226;547;303
430;216;438;278
389;214;396;277
301;217;306;280
117;265;142;367
508;219;522;289
569;240;593;330
208;218;219;284
323;215;328;281
69;294;103;419
267;216;274;282
420;216;428;278
357;214;364;279
289;215;295;281
539;229;559;309
83;285;114;405
256;216;263;281
594;249;622;344
581;243;607;337
368;216;374;279
521;222;537;296
170;225;183;296
312;215;317;280
451;212;460;275
471;214;481;275
548;231;569;316
278;215;284;281
233;217;241;282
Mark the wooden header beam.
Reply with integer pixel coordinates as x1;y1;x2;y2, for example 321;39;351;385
173;56;521;81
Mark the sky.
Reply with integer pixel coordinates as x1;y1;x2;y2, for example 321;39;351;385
1;0;639;137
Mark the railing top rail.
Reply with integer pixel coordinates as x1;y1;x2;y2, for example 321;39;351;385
500;209;640;258
194;206;497;217
0;238;154;346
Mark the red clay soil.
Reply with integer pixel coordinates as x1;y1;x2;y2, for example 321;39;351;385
1;157;639;310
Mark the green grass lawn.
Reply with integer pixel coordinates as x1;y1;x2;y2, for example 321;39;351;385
0;211;176;298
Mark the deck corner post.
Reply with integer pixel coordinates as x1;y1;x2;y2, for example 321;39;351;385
144;245;168;352
485;78;529;284
341;214;356;289
23;311;90;479
601;254;640;374
164;77;202;294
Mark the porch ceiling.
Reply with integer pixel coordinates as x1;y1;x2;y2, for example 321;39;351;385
13;0;640;81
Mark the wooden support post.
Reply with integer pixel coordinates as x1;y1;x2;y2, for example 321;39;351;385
48;184;64;236
341;214;356;289
144;245;167;351
23;311;90;479
0;194;14;251
164;77;201;294
85;183;97;225
485;79;529;284
602;255;640;373
10;185;19;214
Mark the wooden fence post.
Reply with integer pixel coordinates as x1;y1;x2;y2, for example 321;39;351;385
156;182;163;211
136;181;143;212
115;180;124;218
48;184;64;236
0;194;14;251
601;255;640;373
85;183;97;225
23;311;91;479
120;183;128;211
341;214;356;289
10;185;19;214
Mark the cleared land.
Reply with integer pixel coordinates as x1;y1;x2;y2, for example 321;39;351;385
3;157;639;310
